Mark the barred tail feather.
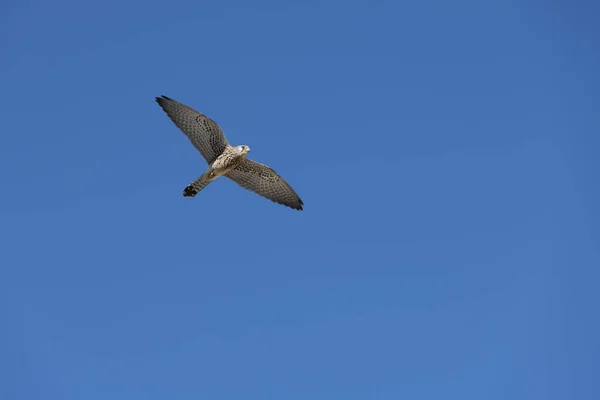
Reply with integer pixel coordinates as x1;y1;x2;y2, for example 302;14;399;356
183;173;212;197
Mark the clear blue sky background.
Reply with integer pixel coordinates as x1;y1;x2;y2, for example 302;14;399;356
1;1;598;399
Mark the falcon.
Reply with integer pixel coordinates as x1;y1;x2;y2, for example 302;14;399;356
155;95;304;211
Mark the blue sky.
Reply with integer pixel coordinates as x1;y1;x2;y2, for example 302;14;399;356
1;0;598;399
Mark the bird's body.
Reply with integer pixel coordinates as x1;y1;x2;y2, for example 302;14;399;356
210;145;249;176
155;95;303;210
183;145;249;197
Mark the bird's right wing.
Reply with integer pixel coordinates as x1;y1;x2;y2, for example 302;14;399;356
225;159;304;210
155;95;229;164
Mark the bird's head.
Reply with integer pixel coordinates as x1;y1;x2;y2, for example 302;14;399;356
236;145;250;156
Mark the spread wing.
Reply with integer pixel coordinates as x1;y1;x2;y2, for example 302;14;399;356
155;95;229;164
225;159;303;211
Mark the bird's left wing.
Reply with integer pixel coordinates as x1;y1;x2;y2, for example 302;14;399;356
155;95;229;164
225;159;303;210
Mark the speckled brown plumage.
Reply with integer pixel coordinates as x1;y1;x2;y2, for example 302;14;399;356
156;95;303;211
225;160;303;210
155;95;229;164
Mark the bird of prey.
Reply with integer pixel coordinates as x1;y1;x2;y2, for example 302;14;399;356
155;95;303;211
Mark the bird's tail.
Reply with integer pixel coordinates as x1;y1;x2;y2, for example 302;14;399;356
183;172;212;198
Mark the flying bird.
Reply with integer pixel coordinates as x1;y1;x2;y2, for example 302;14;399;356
155;95;303;211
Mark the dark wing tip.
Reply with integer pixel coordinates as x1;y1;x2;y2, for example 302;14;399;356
155;95;174;105
287;197;303;211
285;203;303;211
